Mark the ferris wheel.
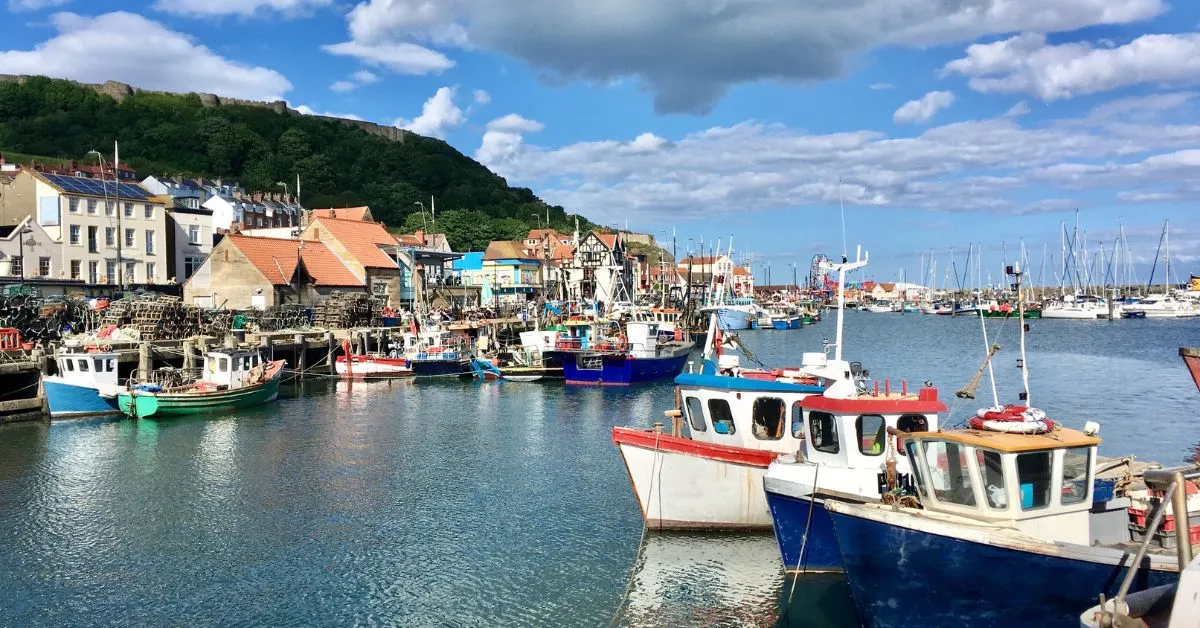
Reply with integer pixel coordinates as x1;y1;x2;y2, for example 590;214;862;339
809;254;830;290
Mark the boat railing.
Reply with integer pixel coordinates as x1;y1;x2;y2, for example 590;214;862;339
1096;466;1199;626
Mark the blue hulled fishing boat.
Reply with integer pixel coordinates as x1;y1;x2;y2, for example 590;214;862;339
561;321;693;385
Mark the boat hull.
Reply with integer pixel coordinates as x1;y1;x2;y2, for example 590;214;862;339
826;504;1176;628
713;308;752;330
611;427;776;530
764;490;843;573
980;308;1041;319
334;355;414;379
44;378;121;418
498;366;563;381
117;372;282;419
563;346;692;385
1181;347;1200;391
408;358;469;378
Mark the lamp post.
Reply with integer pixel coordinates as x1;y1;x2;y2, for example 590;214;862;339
18;224;33;282
413;201;427;232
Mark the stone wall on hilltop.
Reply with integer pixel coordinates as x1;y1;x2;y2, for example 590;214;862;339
0;74;406;143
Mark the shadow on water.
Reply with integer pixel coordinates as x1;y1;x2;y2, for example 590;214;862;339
612;531;859;628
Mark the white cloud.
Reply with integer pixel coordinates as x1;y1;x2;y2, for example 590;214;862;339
295;104;364;120
321;40;454;74
943;32;1200;101
153;0;331;17
473;89;490;105
330;80;356;92
868;83;893;90
393;86;464;138
7;0;70;11
476;113;544;165
893;91;955;124
329;69;381;92
476;95;1200;224
331;0;1165;113
0;12;292;101
1003;101;1031;117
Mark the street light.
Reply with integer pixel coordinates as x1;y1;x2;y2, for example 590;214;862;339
413;201;428;232
531;214;542;230
18;223;33;282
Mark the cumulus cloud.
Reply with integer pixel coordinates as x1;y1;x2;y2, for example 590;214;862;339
154;0;331;17
473;89;491;105
8;0;70;11
943;32;1200;101
893;91;955;124
0;12;292;101
330;69;380;92
393;86;465;138
476;95;1200;224
321;40;454;74
476;114;544;165
329;0;1165;113
868;83;894;90
1003;101;1031;117
295;105;364;120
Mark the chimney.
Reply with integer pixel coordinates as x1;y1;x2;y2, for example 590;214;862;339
252;192;262;203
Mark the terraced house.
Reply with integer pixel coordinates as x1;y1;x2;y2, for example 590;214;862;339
0;169;168;285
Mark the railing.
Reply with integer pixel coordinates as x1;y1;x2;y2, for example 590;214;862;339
1095;466;1199;626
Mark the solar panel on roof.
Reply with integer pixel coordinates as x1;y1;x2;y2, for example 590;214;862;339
43;174;153;200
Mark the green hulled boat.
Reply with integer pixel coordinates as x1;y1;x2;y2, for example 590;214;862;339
117;349;285;419
979;305;1042;319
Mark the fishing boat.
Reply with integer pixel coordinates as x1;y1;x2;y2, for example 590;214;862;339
821;265;1190;627
43;346;123;418
335;338;414;379
562;321;694;385
610;246;876;529
494;330;565;381
400;327;470;377
117;349;284;419
979;301;1042;318
1183;347;1200;391
753;305;802;330
701;304;756;330
900;301;921;314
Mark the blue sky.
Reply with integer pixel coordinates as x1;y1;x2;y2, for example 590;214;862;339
3;0;1200;285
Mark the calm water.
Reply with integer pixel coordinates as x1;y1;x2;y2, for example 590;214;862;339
0;312;1196;627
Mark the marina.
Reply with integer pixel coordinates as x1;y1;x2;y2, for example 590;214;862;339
1;304;1196;626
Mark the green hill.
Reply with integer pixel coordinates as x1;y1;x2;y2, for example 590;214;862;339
0;75;592;251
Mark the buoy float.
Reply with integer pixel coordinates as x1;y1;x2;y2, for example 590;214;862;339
969;404;1055;434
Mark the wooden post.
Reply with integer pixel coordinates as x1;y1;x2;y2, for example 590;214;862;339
326;331;336;375
138;342;152;382
294;333;307;376
260;335;273;361
375;329;384;355
183;338;195;372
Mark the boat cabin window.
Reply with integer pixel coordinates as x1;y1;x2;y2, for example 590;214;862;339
218;357;230;372
979;450;1008;510
922;440;977;507
905;440;928;498
1060;447;1091;506
856;415;886;456
685;396;706;433
78;359;89;372
1017;451;1052;510
752;398;786;441
809;411;839;454
64;359;74;372
708;399;735;435
791;401;804;438
895;415;930;457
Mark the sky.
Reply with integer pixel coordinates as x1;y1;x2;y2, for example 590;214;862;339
2;0;1200;286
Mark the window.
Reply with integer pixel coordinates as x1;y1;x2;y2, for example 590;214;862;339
93;358;105;372
87;226;98;253
105;260;116;284
123;202;134;218
86;199;97;214
68;198;79;213
791;401;804;438
1016;451;1052;510
77;358;89;372
125;228;135;248
218;357;229;372
184;256;203;279
685;396;706;433
9;256;20;277
144;204;153;219
907;440;929;498
104;200;114;216
895;415;930;457
70;260;81;279
145;230;155;254
751;397;785;441
38;257;50;277
69;224;81;245
64;359;74;372
923;440;978;507
125;262;136;283
809;411;839;454
146;262;156;281
188;224;200;244
980;450;1008;509
707;399;735;435
856;415;887;456
88;261;98;284
1060;447;1091;506
105;227;116;247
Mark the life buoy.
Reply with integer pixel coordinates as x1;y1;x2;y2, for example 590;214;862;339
989;304;997;312
1000;302;1012;313
969;404;1055;434
616;333;628;351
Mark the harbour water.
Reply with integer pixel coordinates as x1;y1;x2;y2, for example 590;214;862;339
0;312;1195;626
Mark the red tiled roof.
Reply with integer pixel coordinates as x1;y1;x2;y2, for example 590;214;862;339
485;240;536;261
308;217;397;269
681;256;719;265
863;281;877;291
226;235;362;287
732;266;751;276
596;233;619;249
880;282;896;292
312;206;371;221
551;243;574;261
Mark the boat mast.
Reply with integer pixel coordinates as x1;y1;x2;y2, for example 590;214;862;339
1012;262;1031;405
829;246;868;362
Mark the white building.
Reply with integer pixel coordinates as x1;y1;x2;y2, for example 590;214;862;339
0;215;63;280
166;205;214;283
